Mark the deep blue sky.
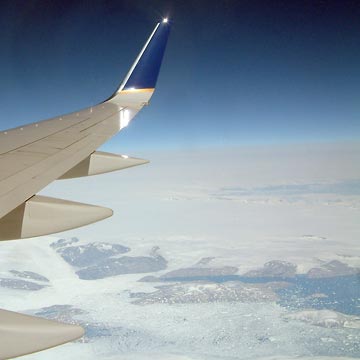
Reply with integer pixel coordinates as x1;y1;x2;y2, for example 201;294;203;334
0;0;359;151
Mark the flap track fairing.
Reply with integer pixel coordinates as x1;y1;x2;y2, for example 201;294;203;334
0;195;112;241
59;151;149;179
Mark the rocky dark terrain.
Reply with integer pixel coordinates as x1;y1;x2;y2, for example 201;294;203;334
50;239;168;280
307;260;359;278
9;270;49;282
283;309;360;329
243;260;297;278
76;254;168;280
52;238;130;267
0;278;47;291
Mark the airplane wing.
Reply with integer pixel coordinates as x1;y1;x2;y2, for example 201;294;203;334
0;19;170;241
0;19;170;359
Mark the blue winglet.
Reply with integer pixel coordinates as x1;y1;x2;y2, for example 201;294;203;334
121;20;171;91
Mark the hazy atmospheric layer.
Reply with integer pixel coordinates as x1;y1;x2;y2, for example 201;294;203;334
39;142;360;272
0;143;359;359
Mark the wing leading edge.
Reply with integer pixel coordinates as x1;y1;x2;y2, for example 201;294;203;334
0;19;171;241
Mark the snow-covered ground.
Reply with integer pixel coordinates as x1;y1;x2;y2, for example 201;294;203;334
0;143;359;359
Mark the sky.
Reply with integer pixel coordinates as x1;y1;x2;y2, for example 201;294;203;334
0;0;359;151
0;3;359;358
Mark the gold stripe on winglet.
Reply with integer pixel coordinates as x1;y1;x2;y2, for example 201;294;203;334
119;88;155;94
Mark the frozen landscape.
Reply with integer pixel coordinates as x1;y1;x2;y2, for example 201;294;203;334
0;143;359;359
